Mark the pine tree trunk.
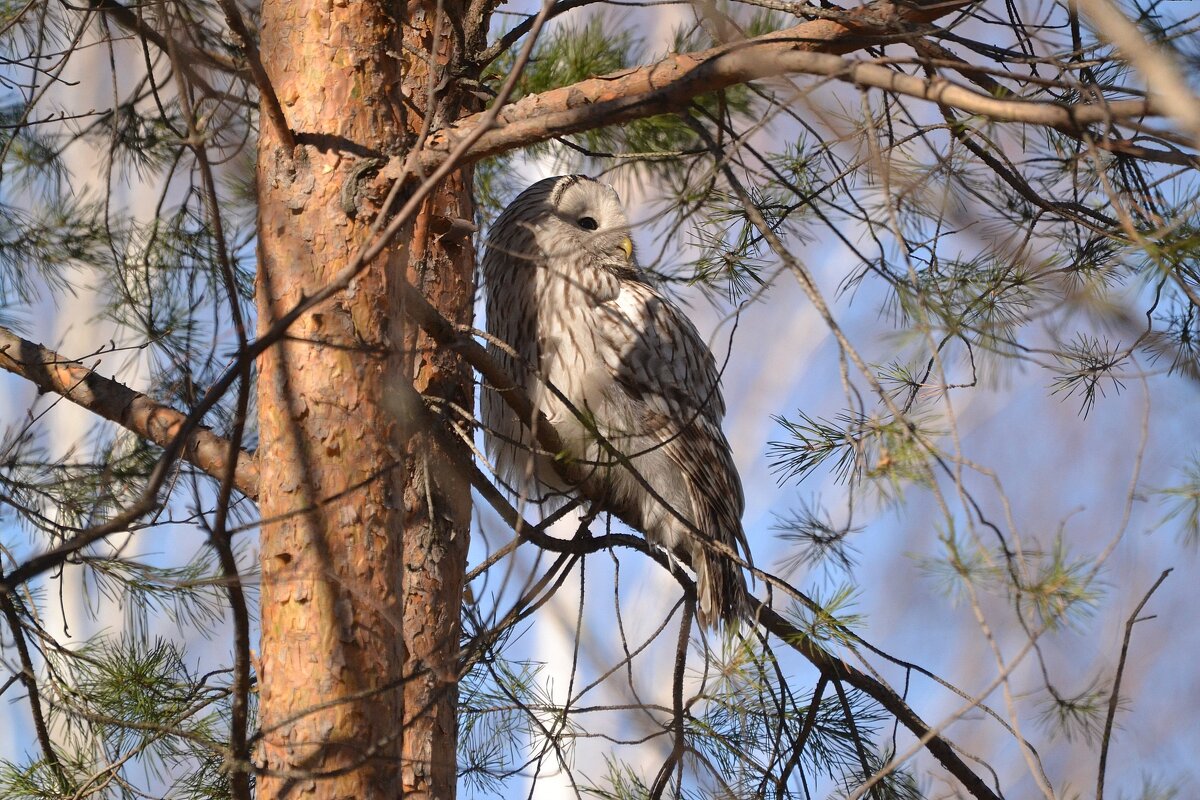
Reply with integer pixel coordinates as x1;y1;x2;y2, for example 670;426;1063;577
254;1;476;796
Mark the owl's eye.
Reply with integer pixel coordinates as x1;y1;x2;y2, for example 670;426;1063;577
577;216;599;230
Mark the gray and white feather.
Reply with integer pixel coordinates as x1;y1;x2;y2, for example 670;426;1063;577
481;175;750;628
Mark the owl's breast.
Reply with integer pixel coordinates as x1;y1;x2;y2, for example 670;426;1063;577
535;291;641;444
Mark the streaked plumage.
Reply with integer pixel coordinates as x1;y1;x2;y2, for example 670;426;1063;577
480;175;750;628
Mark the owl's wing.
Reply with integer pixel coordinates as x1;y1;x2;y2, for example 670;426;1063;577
602;287;750;561
606;290;726;425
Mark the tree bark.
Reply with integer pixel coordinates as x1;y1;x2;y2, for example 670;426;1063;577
255;1;475;797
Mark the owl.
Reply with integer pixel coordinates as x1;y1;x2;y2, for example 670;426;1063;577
480;175;750;629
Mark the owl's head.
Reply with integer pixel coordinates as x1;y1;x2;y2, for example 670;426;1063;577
495;175;635;269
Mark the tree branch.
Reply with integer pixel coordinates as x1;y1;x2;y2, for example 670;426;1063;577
212;0;296;150
0;326;259;500
0;593;68;792
1096;568;1172;800
754;602;1000;800
1072;0;1200;148
88;0;247;82
404;0;1179;174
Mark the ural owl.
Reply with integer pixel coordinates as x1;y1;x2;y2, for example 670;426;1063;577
481;175;750;628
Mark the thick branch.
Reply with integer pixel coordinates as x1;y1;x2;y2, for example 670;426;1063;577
407;0;1173;173
0;326;258;500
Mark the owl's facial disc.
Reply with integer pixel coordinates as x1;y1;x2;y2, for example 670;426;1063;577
549;177;634;264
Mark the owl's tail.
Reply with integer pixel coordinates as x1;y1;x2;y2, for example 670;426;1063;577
693;540;749;630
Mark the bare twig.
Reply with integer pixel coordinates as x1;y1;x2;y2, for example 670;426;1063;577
86;0;247;90
212;0;296;150
477;0;604;66
649;593;694;799
1096;568;1172;800
0;593;69;792
203;365;254;800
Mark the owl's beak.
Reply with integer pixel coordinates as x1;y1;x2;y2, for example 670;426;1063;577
620;235;633;262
